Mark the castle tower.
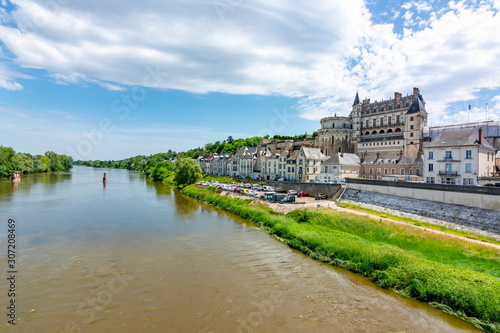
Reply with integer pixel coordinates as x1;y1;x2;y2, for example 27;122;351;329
349;91;362;153
404;87;428;156
317;114;354;156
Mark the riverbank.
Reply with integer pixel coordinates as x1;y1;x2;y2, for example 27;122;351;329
181;185;500;332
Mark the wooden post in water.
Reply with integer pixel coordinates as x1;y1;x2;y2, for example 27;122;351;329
103;172;108;182
12;171;21;181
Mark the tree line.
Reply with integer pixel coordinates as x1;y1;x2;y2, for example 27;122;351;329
0;146;73;178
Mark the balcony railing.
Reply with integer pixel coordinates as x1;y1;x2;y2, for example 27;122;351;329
438;171;459;176
438;158;461;162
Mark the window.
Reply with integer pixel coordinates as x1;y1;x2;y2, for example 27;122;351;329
465;150;472;159
465;163;472;173
428;151;434;159
384;168;388;174
369;168;373;174
441;177;457;184
426;177;435;183
410;133;414;137
428;163;434;172
410;116;414;121
391;168;395;174
324;166;328;173
410;125;414;129
445;163;452;173
377;168;381;174
445;151;452;160
401;169;405;175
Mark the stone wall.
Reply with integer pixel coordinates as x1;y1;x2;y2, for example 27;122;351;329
346;178;500;210
342;188;500;234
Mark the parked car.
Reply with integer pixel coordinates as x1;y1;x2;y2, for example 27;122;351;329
315;193;327;200
279;195;296;203
262;191;277;200
252;184;263;191
270;193;287;203
274;187;286;193
247;190;258;196
287;190;298;195
297;191;308;197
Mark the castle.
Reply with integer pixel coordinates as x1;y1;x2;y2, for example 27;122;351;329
316;87;428;179
198;87;499;182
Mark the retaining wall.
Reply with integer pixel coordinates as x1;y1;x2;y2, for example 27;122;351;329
342;188;500;234
346;179;500;211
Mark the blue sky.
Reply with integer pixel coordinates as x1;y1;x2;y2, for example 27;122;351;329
0;0;499;160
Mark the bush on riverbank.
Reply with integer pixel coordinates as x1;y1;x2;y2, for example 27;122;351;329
181;185;500;332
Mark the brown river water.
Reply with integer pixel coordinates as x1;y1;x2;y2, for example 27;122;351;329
0;167;480;332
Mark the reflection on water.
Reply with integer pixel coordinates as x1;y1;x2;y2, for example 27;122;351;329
0;167;480;333
173;189;201;216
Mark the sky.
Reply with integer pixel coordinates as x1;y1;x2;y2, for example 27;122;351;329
0;0;499;160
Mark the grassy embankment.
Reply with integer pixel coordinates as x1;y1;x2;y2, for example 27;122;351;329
181;185;500;332
336;201;500;246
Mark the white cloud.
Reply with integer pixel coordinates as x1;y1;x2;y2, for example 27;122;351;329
0;0;369;96
0;0;498;127
0;78;22;90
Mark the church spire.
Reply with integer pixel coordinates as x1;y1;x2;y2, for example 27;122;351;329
353;90;360;106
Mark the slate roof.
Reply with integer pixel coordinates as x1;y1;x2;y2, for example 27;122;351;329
353;91;360;106
406;94;426;114
423;128;495;149
301;147;329;161
323;153;360;166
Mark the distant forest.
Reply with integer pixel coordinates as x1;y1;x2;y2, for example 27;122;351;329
0;146;73;178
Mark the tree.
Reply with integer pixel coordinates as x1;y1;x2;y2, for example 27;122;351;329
174;158;202;186
12;153;34;174
0;146;15;177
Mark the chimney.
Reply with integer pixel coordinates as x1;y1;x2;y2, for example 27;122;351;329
376;152;380;159
400;150;404;158
478;127;483;145
413;87;419;98
394;92;402;103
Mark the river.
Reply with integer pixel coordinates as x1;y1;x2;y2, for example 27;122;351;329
0;166;480;332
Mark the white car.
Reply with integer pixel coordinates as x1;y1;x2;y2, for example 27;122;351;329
287;190;297;195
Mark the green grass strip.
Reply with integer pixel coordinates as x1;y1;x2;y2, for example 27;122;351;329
336;201;500;246
181;185;500;332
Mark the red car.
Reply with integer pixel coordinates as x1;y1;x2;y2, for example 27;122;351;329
297;191;309;197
